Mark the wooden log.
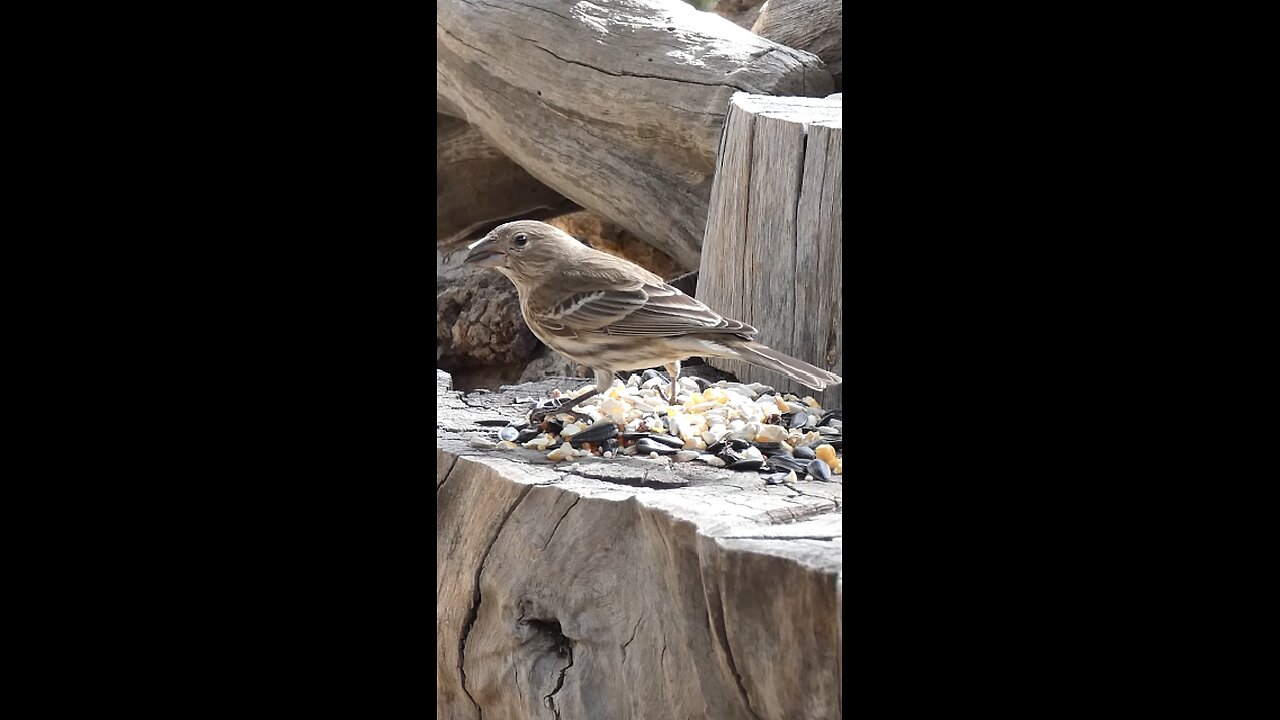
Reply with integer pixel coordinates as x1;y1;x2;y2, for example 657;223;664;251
437;113;577;245
437;371;843;720
752;0;843;90
436;0;834;272
697;93;842;408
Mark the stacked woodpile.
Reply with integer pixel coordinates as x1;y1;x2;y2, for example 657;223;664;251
438;2;843;716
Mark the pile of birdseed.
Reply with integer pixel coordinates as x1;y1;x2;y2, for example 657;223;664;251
474;370;842;484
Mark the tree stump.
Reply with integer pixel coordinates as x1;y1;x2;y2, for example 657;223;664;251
437;371;843;720
697;93;843;408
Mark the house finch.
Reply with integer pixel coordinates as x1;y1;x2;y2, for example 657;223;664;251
464;220;842;411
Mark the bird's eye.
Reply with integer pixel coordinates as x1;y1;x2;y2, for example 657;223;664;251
513;233;529;247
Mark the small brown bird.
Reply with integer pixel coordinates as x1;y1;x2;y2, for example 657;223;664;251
464;220;842;411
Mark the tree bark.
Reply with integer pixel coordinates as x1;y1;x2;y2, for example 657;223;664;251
436;0;833;271
697;93;843;408
437;371;843;719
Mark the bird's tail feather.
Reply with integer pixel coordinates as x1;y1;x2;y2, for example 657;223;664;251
726;342;842;391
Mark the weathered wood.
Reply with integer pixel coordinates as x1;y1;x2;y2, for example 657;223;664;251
437;371;842;720
437;113;577;245
752;0;843;90
436;0;834;272
698;93;842;408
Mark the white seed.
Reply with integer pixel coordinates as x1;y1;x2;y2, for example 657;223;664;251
547;442;575;461
755;424;789;443
673;450;701;462
496;440;518;450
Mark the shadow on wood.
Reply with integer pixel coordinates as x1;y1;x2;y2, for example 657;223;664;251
437;113;578;245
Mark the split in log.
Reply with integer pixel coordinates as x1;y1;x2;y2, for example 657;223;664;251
697;93;843;408
437;371;843;719
752;0;843;90
436;0;834;272
437;113;577;246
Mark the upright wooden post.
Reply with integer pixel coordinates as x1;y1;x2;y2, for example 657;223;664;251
698;93;843;408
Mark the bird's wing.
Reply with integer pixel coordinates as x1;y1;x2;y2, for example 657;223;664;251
529;275;756;338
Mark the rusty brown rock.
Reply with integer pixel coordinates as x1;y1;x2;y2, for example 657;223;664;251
547;211;684;281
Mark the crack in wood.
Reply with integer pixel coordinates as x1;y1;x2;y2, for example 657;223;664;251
542;494;581;550
701;563;763;720
621;613;644;665
438;454;460;493
542;644;574;720
530;44;755;93
459;483;533;716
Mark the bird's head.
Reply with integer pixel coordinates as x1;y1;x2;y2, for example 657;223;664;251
463;220;582;284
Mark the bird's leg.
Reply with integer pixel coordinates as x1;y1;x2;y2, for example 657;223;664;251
664;360;681;406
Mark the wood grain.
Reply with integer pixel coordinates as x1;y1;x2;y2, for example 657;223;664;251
437;113;577;245
437;371;842;719
698;93;842;408
752;0;843;90
436;0;833;271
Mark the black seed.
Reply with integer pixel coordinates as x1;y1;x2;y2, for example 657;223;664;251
690;376;711;391
766;455;807;474
648;434;683;449
544;419;564;436
642;369;663;383
791;411;812;429
751;441;787;456
516;429;541;443
570;420;619;446
622;431;649;440
727;459;764;471
636;438;678;455
475;419;512;427
793;445;816;460
808;459;833;482
818;411;842;426
728;438;751;450
705;439;730;455
764;472;789;485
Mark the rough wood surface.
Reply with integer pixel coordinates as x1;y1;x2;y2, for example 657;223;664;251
751;0;842;90
436;0;834;272
697;93;842;408
437;113;577;245
437;370;842;720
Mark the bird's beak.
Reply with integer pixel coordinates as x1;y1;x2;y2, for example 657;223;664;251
464;234;505;268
